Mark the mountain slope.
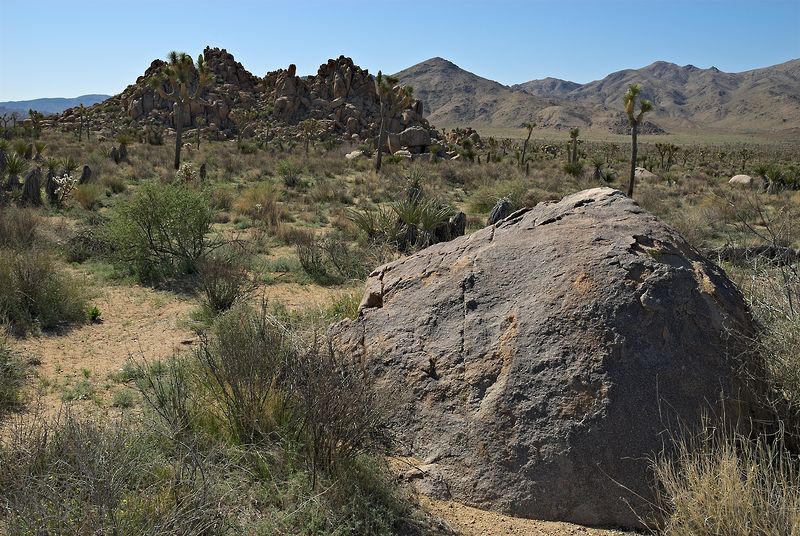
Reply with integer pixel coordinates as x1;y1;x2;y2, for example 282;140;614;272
546;59;800;131
0;94;110;115
511;77;581;97
398;57;800;134
394;58;553;127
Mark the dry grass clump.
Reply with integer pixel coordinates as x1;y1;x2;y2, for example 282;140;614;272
653;425;800;535
0;249;87;335
233;182;284;228
73;182;104;210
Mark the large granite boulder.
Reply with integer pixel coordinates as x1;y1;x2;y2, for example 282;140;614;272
330;187;762;529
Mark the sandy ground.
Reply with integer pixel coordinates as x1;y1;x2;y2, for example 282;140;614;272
14;283;196;414
422;496;635;536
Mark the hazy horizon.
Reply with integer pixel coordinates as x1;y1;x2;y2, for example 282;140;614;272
1;0;798;101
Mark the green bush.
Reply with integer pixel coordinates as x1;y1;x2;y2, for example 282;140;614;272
276;158;302;188
296;231;371;284
73;183;104;210
106;181;213;282
0;249;87;335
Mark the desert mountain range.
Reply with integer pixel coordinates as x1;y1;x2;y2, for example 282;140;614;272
0;95;110;116
395;57;800;135
7;52;798;137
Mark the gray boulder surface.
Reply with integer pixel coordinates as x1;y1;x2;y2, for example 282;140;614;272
486;198;512;225
330;187;761;529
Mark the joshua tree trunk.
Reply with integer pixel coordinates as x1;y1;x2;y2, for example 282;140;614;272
174;102;183;170
375;103;386;172
628;124;638;197
571;138;578;165
520;126;533;168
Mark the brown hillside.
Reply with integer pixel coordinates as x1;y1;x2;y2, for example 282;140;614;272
397;57;800;135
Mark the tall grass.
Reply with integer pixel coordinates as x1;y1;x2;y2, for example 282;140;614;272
653;425;800;535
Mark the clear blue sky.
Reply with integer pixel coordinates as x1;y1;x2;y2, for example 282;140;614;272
1;0;798;101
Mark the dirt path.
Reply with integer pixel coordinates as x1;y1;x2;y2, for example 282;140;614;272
13;284;196;413
422;496;635;536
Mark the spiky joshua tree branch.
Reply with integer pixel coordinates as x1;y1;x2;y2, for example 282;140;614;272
623;83;653;198
150;51;210;170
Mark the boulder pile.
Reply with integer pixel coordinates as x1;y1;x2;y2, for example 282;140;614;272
57;49;437;150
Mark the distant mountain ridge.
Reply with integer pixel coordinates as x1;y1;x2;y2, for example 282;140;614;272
396;58;800;134
0;94;110;115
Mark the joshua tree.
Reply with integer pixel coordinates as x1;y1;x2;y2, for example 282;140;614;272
739;147;752;173
299;118;321;157
655;142;679;171
195;116;205;149
150;51;210;170
568;127;580;165
230;108;258;145
374;71;413;172
520;122;535;169
77;104;91;141
28;109;43;139
623;84;653;198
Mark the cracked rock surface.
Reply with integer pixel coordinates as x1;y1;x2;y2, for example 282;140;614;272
329;187;762;529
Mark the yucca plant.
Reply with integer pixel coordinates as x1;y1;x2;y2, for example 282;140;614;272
5;153;29;190
33;141;46;162
61;156;79;176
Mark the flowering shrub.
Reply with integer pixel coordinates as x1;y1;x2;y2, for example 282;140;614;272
53;173;78;206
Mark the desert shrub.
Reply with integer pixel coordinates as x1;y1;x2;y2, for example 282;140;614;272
106;181;213;282
0;333;28;414
73;182;103;210
101;174;127;194
275;158;302;188
197;247;253;314
195;303;296;443
562;161;584;178
65;226;110;263
289;340;393;481
0;206;39;249
296;231;371;284
653;424;800;535
309;176;352;205
237;141;258;154
134;356;196;440
0;412;226;536
210;186;234;211
0;249;87;335
467;178;541;214
233;183;282;228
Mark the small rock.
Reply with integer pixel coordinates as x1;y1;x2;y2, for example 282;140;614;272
729;174;753;187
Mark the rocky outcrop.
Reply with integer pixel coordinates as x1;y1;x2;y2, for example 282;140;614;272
261;55;435;149
330;187;763;529
634;167;660;181
57;51;437;149
59;47;258;137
